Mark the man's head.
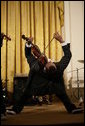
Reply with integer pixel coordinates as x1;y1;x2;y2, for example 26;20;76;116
45;61;57;74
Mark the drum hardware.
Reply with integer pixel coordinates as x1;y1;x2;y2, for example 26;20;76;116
78;60;84;63
67;67;84;106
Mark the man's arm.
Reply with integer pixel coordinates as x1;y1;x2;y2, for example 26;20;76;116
25;42;32;58
58;43;72;71
25;41;36;67
53;32;72;71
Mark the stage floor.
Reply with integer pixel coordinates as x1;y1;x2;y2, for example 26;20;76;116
1;102;84;125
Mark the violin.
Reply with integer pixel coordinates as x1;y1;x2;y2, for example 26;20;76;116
22;34;48;67
1;33;11;41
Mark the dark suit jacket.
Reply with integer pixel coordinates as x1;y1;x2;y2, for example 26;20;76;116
25;43;72;96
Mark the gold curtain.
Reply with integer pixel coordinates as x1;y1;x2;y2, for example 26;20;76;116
1;1;64;93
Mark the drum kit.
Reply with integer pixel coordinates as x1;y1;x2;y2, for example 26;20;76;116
76;60;84;104
68;60;84;106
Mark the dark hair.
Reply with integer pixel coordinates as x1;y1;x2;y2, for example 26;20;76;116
46;65;56;74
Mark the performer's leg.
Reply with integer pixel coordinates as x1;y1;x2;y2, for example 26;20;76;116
57;92;76;113
7;83;32;114
13;87;32;113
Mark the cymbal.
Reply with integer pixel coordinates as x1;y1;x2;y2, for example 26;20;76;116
78;60;84;63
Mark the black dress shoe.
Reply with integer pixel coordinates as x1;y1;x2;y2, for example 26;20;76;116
71;107;84;114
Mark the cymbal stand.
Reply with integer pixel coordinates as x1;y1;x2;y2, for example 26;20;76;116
76;68;83;106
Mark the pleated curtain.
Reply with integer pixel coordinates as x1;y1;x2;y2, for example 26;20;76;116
1;1;64;93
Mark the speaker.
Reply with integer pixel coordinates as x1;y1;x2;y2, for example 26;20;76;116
13;74;28;102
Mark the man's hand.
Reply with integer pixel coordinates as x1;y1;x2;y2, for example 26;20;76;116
1;33;4;47
53;32;64;43
1;33;4;40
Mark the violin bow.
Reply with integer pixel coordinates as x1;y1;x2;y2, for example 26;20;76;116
44;37;54;51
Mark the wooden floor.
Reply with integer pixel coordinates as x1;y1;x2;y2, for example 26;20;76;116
1;102;84;125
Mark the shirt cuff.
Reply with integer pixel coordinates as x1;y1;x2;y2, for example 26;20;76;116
61;41;67;46
25;42;32;48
